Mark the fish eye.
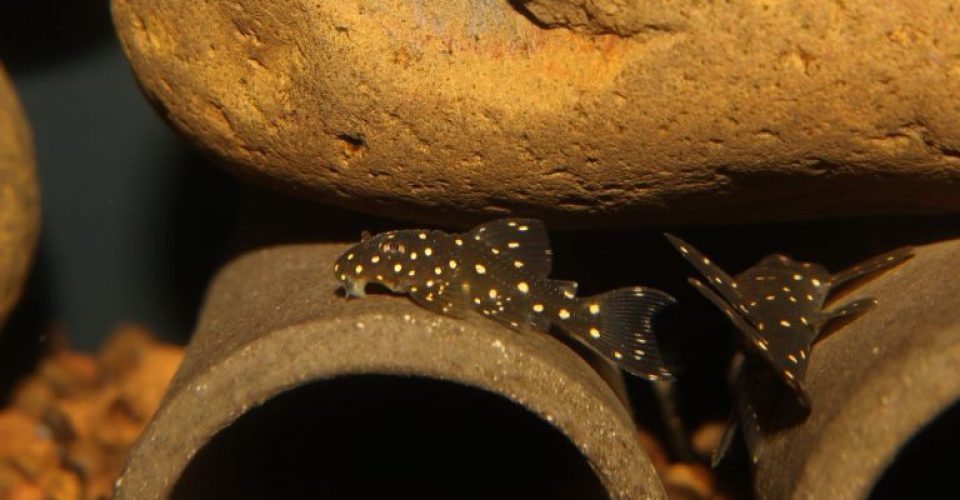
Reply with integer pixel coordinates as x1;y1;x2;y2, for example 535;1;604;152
380;242;406;255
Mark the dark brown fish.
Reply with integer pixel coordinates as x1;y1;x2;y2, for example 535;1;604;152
666;234;913;463
334;218;676;380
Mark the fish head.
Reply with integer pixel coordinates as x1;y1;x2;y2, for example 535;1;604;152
334;230;430;296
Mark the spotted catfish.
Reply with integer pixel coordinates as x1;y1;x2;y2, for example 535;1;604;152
666;234;913;407
334;218;676;380
666;234;913;463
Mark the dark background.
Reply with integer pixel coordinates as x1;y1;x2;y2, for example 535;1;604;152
2;0;217;350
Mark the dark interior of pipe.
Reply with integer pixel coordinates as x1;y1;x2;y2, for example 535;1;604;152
172;375;609;500
868;399;960;499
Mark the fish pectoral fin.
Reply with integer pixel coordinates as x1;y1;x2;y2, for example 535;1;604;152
568;286;676;381
829;246;914;290
409;284;472;318
814;297;877;342
711;412;740;468
737;391;764;465
409;286;458;317
408;269;471;318
343;280;367;298
466;218;554;277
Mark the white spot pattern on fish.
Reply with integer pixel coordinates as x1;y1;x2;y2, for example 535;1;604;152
335;218;677;380
666;233;914;465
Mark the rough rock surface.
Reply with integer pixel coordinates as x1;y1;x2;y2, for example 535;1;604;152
0;64;39;324
113;0;960;227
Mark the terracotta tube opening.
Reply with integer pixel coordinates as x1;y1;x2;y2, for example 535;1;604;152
117;244;665;499
171;374;608;499
868;400;960;499
753;239;960;499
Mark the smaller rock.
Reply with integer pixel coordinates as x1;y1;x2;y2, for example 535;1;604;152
10;377;57;420
691;419;727;459
0;325;184;499
0;411;58;484
98;324;157;379
115;343;183;422
37;351;101;399
0;64;40;325
636;428;670;470
662;463;715;500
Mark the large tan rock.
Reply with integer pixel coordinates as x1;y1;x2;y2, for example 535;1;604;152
112;0;960;226
0;64;40;324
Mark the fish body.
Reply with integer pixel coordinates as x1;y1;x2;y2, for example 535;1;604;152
665;234;913;463
335;219;676;381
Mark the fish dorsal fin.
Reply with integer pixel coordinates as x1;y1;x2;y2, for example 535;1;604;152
466;218;553;277
665;234;743;304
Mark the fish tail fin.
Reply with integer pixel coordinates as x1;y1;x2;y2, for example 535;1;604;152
568;287;676;381
829;246;914;289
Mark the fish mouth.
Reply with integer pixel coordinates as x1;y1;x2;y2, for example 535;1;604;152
342;279;367;298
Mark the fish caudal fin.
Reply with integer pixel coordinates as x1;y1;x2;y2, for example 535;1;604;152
568;287;676;381
829;246;914;289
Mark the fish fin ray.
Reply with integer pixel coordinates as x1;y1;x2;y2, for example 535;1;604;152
821;297;877;322
475;302;538;332
688;278;765;347
737;386;764;465
814;297;877;342
466;218;553;277
665;234;743;304
711;412;739;468
829;247;914;289
689;278;812;407
565;287;676;381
